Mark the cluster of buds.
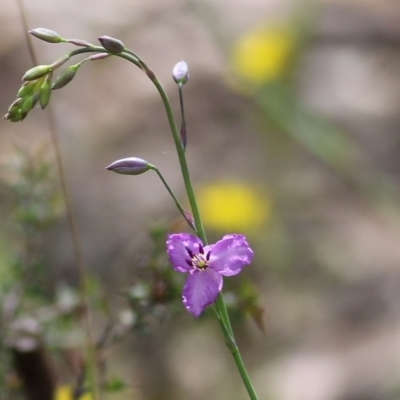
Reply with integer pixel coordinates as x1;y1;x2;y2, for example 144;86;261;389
3;54;73;122
3;69;52;122
3;28;129;122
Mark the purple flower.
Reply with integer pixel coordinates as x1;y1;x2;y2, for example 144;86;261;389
166;233;254;317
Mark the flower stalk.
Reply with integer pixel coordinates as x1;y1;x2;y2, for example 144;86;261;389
178;85;187;150
4;32;259;400
106;49;258;397
141;57;258;400
149;166;195;231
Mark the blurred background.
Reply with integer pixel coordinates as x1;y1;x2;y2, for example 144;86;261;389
2;0;400;399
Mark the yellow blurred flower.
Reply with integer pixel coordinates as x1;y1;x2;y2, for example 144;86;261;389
197;181;271;232
55;385;92;400
230;24;294;88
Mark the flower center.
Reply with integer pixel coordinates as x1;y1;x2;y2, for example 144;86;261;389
185;244;211;270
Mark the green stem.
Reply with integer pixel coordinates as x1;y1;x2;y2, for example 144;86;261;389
214;308;259;400
150;165;195;232
151;76;205;237
120;53;259;400
178;85;187;150
229;339;259;399
136;60;258;400
215;293;234;336
141;65;236;339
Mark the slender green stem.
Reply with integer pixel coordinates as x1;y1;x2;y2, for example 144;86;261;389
149;166;195;232
129;57;259;400
138;66;235;337
215;293;234;336
230;341;259;399
141;71;206;240
178;85;187;150
214;308;259;399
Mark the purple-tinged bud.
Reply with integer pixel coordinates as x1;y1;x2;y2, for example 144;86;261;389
39;74;52;109
22;65;52;81
67;39;92;47
29;28;64;43
172;60;189;85
180;123;187;150
98;36;125;53
183;211;196;231
52;65;79;90
106;157;152;175
88;53;111;61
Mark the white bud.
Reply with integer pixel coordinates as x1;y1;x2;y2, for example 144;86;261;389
172;60;189;85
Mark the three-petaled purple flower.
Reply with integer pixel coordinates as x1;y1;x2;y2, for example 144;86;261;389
166;233;254;317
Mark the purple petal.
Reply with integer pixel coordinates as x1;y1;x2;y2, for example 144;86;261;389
208;234;253;276
182;269;222;317
166;233;202;273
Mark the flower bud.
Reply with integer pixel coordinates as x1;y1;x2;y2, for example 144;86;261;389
5;110;23;122
29;28;64;43
20;97;34;114
183;211;196;231
3;99;23;121
17;112;26;121
8;97;24;112
39;74;52;109
17;82;35;98
172;60;189;85
106;157;151;175
22;65;52;81
98;36;125;53
52;65;79;90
